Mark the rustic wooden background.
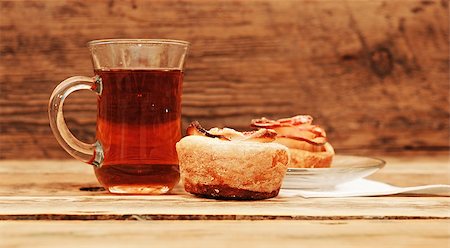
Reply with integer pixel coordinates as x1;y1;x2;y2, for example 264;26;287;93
0;0;448;159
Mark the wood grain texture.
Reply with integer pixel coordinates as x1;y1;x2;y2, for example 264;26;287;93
2;195;449;220
0;0;449;159
0;156;448;196
0;157;448;220
1;220;449;248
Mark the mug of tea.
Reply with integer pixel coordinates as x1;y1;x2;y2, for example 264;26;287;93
49;39;189;194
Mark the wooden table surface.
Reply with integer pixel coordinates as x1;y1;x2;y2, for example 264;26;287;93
0;155;449;247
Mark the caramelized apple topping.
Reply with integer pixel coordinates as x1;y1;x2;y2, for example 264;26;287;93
251;115;327;147
186;121;276;143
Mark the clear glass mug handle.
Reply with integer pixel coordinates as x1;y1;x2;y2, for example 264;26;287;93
48;76;104;166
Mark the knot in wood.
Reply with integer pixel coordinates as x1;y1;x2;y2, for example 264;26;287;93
369;47;394;78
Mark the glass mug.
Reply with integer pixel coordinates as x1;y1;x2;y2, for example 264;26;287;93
49;39;189;194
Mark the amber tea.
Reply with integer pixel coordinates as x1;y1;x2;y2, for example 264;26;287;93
94;69;183;193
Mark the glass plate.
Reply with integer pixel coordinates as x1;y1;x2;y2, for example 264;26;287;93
281;155;385;189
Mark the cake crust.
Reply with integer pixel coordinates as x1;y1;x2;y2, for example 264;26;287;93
184;180;279;200
287;143;334;168
176;135;290;200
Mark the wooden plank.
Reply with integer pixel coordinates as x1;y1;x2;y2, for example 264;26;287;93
0;0;449;159
0;195;448;220
1;220;449;248
368;155;450;187
0;157;448;220
0;156;448;196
